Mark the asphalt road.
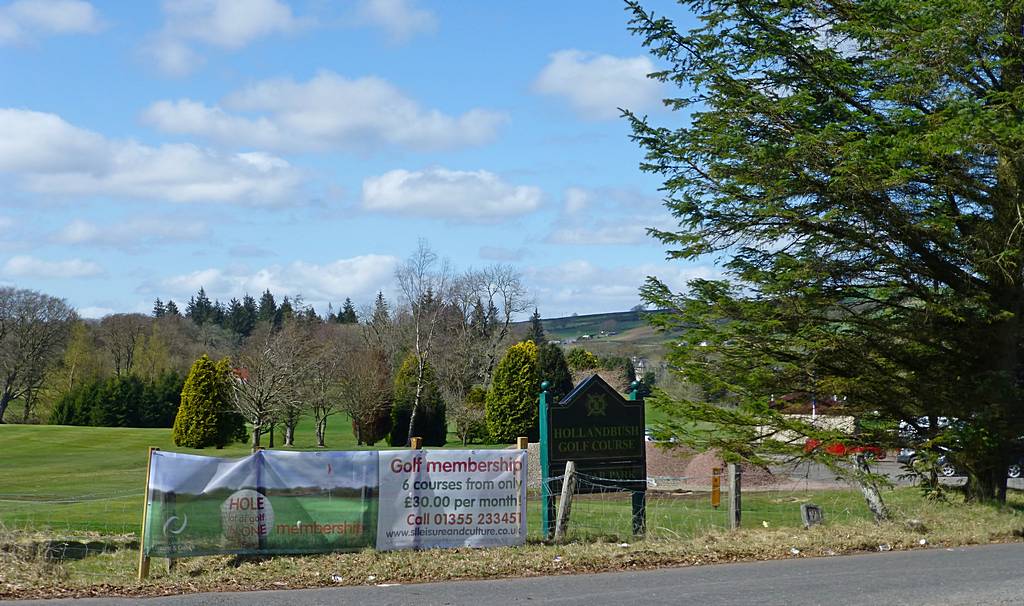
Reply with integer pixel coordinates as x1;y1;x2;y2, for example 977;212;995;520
7;543;1024;606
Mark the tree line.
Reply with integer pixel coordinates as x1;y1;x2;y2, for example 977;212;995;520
0;243;646;454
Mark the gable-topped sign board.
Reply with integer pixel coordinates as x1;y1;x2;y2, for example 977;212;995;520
544;373;646;492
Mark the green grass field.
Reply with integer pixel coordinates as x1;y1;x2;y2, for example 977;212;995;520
2;422;885;542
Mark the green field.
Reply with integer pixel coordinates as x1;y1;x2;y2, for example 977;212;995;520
2;423;881;542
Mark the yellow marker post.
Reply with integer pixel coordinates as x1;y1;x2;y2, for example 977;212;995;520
711;467;721;509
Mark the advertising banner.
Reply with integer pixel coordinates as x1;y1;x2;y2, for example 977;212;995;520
142;448;527;557
144;450;378;557
376;449;527;550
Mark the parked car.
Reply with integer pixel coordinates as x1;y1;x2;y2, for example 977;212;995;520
804;438;886;460
897;448;958;477
897;448;1024;478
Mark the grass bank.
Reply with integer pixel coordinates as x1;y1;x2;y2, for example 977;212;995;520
2;489;1022;600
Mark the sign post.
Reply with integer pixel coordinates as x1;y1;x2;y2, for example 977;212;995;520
538;381;555;539
541;374;646;538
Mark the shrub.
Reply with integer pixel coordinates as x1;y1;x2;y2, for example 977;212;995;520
566;347;599;372
487;340;540;442
172;355;245;448
390;354;447;447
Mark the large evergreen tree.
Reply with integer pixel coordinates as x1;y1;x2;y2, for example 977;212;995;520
527;308;545;345
257;289;277;325
627;0;1024;503
486;340;540;442
537;342;573;404
339;298;358;324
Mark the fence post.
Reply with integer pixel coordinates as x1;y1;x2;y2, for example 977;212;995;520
137;447;158;581
517;436;528;450
728;462;741;530
410;436;423;450
553;461;576;541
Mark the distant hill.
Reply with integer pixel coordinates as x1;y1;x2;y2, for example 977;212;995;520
534;309;650;340
514;310;675;358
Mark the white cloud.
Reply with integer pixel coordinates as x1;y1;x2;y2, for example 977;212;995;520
547;225;651;246
146;0;306;76
547;187;667;246
142;71;506;152
78;305;115;319
2;255;103;278
357;0;435;42
525;260;719;317
533;50;662;120
0;108;304;205
563;187;590;214
161;254;400;311
162;0;302;49
361;168;542;222
145;38;204;77
53;217;209;247
0;0;102;45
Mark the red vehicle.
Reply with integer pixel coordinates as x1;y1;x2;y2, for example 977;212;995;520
804;438;886;460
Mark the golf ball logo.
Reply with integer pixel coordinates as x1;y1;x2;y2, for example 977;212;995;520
220;489;274;548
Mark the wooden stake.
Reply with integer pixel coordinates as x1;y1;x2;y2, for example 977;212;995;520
553;461;576;541
137;447;158;581
728;462;741;530
411;436;423;450
517;436;529;450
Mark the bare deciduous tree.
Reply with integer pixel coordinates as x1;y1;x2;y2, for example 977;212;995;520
230;323;317;451
473;264;532;383
98;313;151;375
0;288;76;423
395;240;451;445
433;264;531;443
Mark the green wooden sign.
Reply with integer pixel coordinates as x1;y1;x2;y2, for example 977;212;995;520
539;373;647;538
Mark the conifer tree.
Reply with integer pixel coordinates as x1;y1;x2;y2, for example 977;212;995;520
527;308;545;344
538;342;573;404
486;340;540;442
172;354;245;448
339;298;358;324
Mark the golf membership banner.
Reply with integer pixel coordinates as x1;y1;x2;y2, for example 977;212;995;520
377;450;527;550
142;448;527;558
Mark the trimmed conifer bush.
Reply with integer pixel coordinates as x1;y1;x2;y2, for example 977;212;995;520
486;340;539;442
172;355;245;448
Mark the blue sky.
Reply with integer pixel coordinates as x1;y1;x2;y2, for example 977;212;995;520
0;0;714;319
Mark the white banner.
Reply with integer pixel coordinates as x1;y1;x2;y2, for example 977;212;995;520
376;449;527;550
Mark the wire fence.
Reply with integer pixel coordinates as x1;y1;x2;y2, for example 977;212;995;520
529;465;879;542
1;459;885;548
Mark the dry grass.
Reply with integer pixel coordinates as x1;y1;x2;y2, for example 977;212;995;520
3;488;1023;600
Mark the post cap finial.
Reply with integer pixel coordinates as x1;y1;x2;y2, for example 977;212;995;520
541;380;550;391
630;380;640;391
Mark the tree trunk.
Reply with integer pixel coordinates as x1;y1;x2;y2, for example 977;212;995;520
854;454;889;522
284;423;295;447
406;356;426;446
251;423;262;453
0;391;11;424
964;456;1008;503
316;416;326;447
269;424;275;448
